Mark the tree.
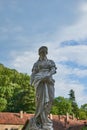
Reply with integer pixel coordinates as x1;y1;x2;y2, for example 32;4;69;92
7;74;35;113
69;89;79;117
0;97;7;111
79;110;87;120
69;89;75;102
79;104;87;120
51;96;72;115
81;104;87;112
0;64;35;113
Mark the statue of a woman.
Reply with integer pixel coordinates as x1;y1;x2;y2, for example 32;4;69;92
29;46;57;130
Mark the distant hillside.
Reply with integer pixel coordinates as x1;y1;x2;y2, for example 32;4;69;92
0;63;35;113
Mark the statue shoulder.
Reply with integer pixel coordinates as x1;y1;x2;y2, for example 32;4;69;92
48;59;57;71
32;60;39;73
33;61;38;67
48;59;56;66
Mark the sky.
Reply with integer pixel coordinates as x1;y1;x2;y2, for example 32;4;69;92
0;0;87;106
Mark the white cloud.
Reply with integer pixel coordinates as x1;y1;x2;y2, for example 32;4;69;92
10;43;87;106
11;51;38;74
55;78;86;106
64;46;87;66
0;25;23;34
80;1;87;13
9;1;87;107
73;68;87;78
54;63;87;106
55;1;87;42
48;45;87;67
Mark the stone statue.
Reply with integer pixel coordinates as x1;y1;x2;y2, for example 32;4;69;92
29;46;57;130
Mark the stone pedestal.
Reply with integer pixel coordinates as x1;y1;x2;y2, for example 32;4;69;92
42;123;53;130
24;118;54;130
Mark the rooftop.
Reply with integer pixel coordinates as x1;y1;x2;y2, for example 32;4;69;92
0;112;87;130
0;112;33;125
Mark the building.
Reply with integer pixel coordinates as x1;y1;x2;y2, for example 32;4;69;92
0;112;58;130
0;112;33;130
0;112;86;130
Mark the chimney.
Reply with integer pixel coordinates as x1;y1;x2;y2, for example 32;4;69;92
20;111;23;119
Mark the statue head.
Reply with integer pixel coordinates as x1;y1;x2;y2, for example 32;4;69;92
38;46;48;56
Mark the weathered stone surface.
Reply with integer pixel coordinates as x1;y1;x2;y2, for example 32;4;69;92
28;46;57;130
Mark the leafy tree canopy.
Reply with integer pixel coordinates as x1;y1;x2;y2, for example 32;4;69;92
51;96;72;115
0;64;35;113
0;64;87;120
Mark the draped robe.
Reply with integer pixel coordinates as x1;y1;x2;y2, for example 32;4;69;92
30;58;57;128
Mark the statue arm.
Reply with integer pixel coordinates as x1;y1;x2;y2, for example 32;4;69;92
50;66;57;75
42;60;57;79
48;60;57;76
30;62;38;85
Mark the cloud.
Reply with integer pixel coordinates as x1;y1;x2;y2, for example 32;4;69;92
73;68;87;78
11;44;87;76
80;1;87;13
3;0;87;107
55;78;86;106
47;45;87;67
0;25;23;34
10;42;87;106
55;1;87;42
10;50;38;74
61;45;87;66
55;63;87;106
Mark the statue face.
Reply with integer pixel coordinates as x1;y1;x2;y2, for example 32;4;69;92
39;50;47;59
38;46;48;59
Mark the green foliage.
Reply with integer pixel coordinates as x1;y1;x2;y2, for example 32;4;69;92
72;101;79;117
69;89;79;117
79;104;87;120
51;96;72;115
0;97;7;111
81;126;87;130
51;105;59;115
0;64;35;113
69;89;75;102
0;63;87;119
79;110;87;120
81;104;87;113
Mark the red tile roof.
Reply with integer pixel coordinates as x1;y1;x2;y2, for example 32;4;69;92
0;112;87;130
0;112;33;125
0;112;59;125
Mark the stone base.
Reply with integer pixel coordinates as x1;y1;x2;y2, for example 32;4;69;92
24;118;54;130
43;123;53;130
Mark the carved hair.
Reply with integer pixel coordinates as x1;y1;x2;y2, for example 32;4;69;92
38;46;48;55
